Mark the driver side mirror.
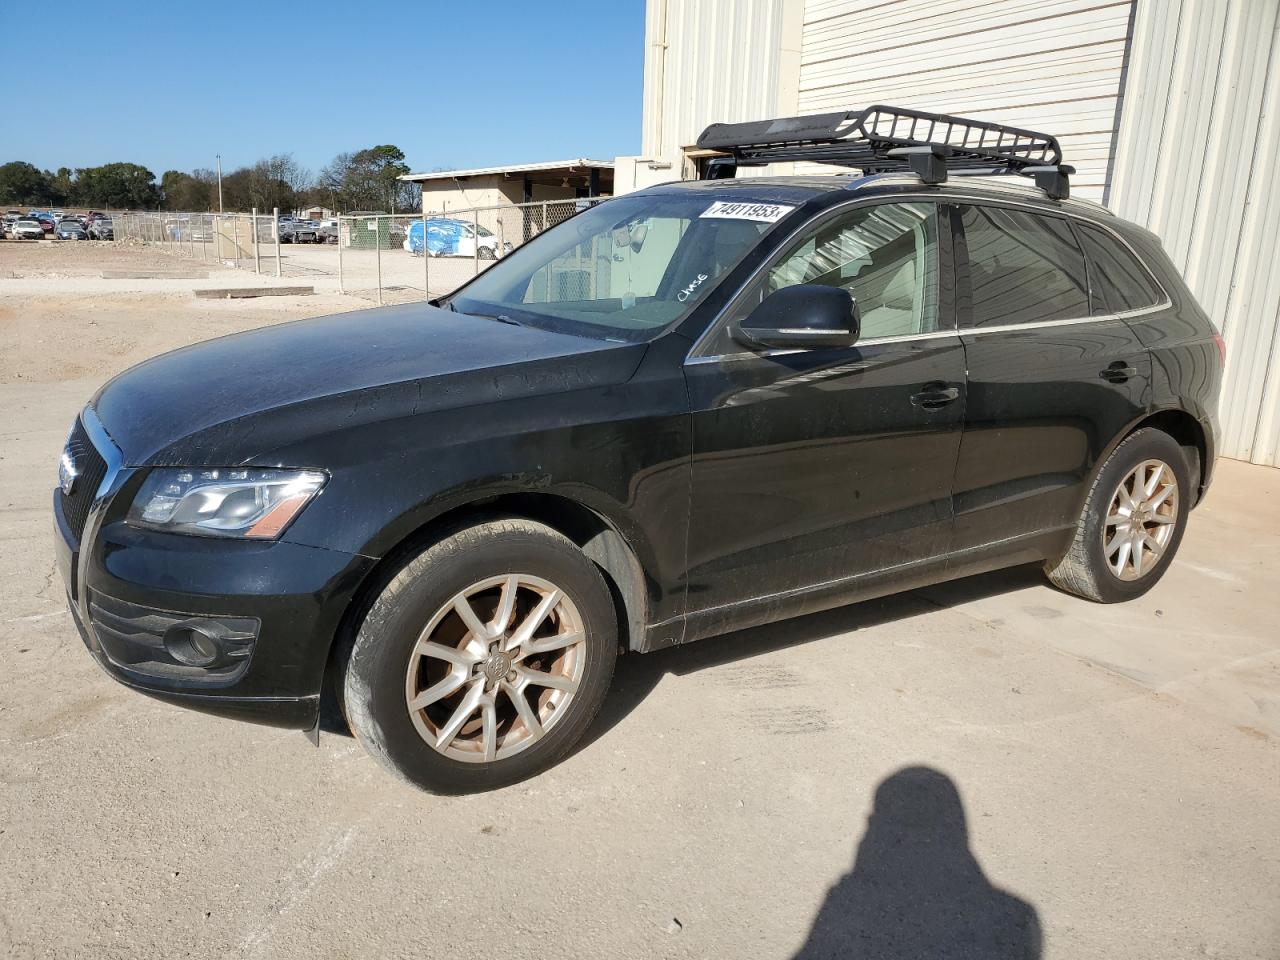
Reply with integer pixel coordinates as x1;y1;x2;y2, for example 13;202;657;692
732;284;861;350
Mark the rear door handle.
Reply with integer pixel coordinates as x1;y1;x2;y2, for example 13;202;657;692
910;383;961;409
1100;361;1139;383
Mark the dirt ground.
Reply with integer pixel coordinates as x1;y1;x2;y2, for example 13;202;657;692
1;240;201;278
1;242;1278;959
0;243;359;383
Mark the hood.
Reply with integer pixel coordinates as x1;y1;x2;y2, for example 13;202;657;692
92;302;645;466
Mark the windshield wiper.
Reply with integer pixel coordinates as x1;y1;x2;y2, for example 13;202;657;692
463;311;526;327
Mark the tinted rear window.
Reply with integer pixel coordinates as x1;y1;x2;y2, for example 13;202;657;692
959;205;1089;328
1076;223;1164;315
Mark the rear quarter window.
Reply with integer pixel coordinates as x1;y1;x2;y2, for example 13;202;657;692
1076;223;1165;315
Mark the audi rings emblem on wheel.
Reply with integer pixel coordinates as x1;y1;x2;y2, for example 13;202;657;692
404;574;587;763
1103;458;1180;581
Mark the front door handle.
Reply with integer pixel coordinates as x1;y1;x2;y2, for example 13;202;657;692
1100;361;1139;383
910;383;961;409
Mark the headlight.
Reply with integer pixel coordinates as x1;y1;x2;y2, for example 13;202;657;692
127;468;326;539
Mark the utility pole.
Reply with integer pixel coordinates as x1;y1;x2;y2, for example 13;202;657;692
216;154;224;213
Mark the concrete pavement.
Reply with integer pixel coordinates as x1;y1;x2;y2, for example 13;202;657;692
1;374;1276;960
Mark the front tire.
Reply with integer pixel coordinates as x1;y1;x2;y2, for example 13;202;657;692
1045;427;1192;602
341;518;617;794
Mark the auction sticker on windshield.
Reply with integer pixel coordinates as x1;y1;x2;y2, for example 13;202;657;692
699;201;795;223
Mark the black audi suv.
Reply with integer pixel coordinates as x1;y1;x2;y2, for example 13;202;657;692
55;108;1222;793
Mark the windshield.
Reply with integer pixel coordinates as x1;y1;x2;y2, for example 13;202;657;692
450;193;792;342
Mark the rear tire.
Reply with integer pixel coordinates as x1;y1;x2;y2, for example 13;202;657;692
1044;427;1192;602
341;518;617;794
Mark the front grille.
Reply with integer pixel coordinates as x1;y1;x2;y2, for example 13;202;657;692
60;417;108;542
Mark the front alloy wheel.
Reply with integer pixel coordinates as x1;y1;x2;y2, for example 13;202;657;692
341;518;617;794
405;574;586;763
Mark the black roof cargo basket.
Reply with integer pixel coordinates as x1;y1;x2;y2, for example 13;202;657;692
696;104;1074;199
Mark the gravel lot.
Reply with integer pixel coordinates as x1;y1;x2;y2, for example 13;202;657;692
95;235;486;303
1;243;1277;959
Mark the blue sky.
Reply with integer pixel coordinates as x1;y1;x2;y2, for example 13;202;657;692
0;0;644;177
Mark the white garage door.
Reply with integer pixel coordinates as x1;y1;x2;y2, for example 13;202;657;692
797;0;1135;201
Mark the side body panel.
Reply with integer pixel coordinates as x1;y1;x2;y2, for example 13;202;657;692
679;197;965;642
682;338;966;641
255;334;697;645
1113;228;1222;496
949;202;1153;554
953;321;1152;550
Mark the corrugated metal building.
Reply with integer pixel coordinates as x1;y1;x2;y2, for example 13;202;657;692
624;0;1280;466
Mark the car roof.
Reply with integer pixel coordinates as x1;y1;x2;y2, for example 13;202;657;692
637;171;1114;219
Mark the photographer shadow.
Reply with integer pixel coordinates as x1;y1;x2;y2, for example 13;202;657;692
794;766;1042;960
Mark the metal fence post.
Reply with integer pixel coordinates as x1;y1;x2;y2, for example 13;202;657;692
273;207;281;277
375;216;383;306
422;196;429;297
473;208;480;278
202;214;208;261
232;215;240;269
252;208;261;274
337;214;345;294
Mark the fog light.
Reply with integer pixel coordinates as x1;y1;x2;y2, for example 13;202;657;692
163;624;223;667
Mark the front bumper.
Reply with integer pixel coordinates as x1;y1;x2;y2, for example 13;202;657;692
56;411;376;730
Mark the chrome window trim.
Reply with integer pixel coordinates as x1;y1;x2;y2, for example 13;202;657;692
683;188;1172;366
684;328;960;365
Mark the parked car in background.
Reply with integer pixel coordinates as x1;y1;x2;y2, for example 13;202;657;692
11;219;45;239
405;217;512;259
317;219;338;244
89;218;114;240
35;215;55;235
56;220;87;240
279;220;319;243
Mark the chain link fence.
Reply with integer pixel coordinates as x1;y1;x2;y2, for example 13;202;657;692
112;198;605;303
113;211;283;274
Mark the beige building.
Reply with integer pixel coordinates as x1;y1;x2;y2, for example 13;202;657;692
618;0;1280;467
400;159;613;214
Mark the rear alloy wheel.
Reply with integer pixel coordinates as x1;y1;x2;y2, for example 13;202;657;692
1045;427;1192;602
341;518;616;793
1102;459;1179;581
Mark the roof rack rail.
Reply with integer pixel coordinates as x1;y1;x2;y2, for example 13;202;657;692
696;104;1073;199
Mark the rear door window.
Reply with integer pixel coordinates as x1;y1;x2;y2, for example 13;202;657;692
1075;222;1165;315
958;205;1089;328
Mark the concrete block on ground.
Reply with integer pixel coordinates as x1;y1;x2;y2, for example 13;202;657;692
102;269;210;279
193;286;314;299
